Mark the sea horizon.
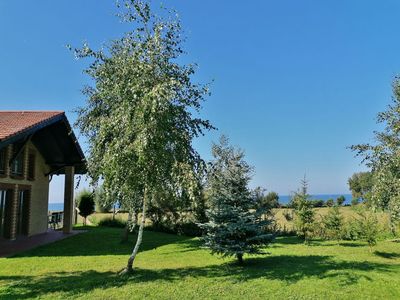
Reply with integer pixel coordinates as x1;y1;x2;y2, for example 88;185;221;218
48;193;353;211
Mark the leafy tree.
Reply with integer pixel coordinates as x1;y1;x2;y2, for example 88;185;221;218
336;195;346;206
292;177;315;243
323;206;343;240
74;0;213;274
348;172;373;202
77;189;95;226
253;188;280;210
201;136;274;264
351;78;400;232
265;191;280;208
326;199;335;207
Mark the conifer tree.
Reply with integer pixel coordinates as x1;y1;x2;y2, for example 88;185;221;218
201;136;274;264
292;177;315;243
323;205;343;240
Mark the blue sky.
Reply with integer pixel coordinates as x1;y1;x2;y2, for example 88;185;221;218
1;1;400;202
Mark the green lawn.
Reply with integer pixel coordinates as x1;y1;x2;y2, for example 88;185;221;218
1;227;400;299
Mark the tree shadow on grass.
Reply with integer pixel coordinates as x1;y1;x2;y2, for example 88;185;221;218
12;228;192;258
1;255;395;299
338;242;366;248
374;251;400;259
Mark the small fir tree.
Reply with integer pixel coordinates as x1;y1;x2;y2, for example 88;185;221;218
356;209;379;251
201;136;274;264
323;205;343;240
292;177;315;243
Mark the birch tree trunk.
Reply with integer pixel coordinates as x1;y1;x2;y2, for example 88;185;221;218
120;190;147;275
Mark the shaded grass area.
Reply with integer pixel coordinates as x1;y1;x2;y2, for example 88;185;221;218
1;227;400;299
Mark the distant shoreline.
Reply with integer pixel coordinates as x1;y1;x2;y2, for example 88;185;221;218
48;194;353;211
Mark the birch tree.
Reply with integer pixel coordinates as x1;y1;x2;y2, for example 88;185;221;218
351;77;400;233
73;0;213;274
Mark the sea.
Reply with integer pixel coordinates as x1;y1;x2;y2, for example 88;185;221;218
278;194;353;205
47;194;353;211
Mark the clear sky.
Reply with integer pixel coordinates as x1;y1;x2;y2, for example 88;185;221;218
1;1;400;202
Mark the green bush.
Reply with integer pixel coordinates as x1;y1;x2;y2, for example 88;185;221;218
342;219;362;241
76;189;95;225
98;217;127;228
326;199;335;207
146;221;203;237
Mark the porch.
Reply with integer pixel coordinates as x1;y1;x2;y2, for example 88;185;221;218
0;228;83;257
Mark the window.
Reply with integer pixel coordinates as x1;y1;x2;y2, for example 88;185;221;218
0;148;6;175
11;150;24;177
27;150;35;180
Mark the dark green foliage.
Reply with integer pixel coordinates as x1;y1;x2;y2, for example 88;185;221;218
98;217;127;228
326;199;335;207
310;199;325;208
262;191;280;209
201;136;274;263
77;190;95;225
323;206;344;240
351;198;360;206
283;209;294;222
147;221;202;237
336;195;346;206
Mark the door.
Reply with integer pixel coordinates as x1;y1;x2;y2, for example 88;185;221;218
16;189;30;236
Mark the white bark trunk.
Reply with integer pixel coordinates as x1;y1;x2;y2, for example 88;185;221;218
120;189;147;274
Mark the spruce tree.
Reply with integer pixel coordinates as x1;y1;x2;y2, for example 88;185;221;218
201;136;274;264
323;205;343;240
292;177;315;243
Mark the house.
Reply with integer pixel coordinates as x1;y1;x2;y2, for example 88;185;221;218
0;111;85;240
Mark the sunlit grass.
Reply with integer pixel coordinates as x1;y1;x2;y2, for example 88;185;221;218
0;227;399;299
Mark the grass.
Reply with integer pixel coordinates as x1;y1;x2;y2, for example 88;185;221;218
1;227;400;299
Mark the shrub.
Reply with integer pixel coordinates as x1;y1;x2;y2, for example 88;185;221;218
146;221;203;237
326;199;335;207
76;189;95;225
336;195;346;206
98;217;127;228
342;219;362;241
282;209;294;221
351;198;360;206
310;199;325;208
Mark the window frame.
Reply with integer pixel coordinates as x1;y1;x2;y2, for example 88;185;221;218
10;147;25;179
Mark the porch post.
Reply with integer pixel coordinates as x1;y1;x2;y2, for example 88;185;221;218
63;166;75;234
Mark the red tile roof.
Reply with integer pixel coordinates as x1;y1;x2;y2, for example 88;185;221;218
0;111;64;141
